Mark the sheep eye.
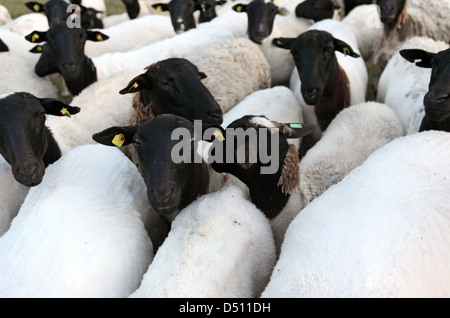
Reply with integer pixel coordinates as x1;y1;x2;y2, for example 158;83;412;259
134;139;142;148
39;111;46;119
325;47;334;54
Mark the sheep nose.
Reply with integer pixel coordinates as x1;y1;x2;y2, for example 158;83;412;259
207;111;223;124
150;185;176;204
425;91;449;105
63;62;77;71
304;87;318;96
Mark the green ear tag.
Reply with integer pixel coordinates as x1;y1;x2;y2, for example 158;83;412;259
290;124;303;129
343;47;350;56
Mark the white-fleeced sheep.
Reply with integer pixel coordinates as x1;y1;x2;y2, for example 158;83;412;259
285;19;368;142
370;0;450;96
129;184;276;298
341;4;383;61
262;130;450;298
189;37;271;114
0;5;11;26
0;53;58;98
29;24;235;96
209;101;403;253
85;14;176;57
45;68;142;154
92;114;248;223
0;144;156;298
1;13;48;37
0;156;29;237
232;0;313;86
220;85;304;149
377;36;449;135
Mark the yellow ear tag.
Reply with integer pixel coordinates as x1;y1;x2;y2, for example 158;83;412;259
276;39;283;46
213;130;225;142
32;33;40;42
33;4;40;11
156;5;163;12
112;134;126;147
129;81;139;91
60;107;71;118
236;5;243;12
37;45;43;52
201;3;206;8
343;47;350;56
96;33;103;41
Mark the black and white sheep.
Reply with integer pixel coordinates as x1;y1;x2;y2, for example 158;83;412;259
232;0;313;86
400;44;450;133
370;0;450;97
0;144;157;298
26;23;234;96
377;36;449;134
274;19;368;144
129;184;276;298
208;102;403;252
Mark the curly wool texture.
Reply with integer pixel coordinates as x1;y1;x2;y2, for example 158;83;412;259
371;0;450;84
190;37;271;114
277;144;300;195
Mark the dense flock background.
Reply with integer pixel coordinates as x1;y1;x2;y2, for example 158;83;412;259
0;0;449;298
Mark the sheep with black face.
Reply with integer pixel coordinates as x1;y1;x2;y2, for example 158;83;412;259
273;20;367;140
151;0;204;34
0;92;80;187
232;0;312;85
25;22;108;96
400;47;450;132
92;114;241;220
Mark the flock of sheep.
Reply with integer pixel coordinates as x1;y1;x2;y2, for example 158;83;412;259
0;0;449;298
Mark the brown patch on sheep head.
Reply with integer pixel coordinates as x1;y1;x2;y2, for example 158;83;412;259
277;144;300;195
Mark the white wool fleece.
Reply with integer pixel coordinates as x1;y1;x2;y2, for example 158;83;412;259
262;131;450;298
130;185;276;298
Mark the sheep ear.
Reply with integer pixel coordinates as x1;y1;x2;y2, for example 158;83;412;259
86;31;109;42
29;45;44;53
119;74;152;95
195;1;212;11
152;3;169;12
277;123;318;139
399;49;435;68
92;126;137;148
272;37;296;50
232;4;248;13
25;30;47;43
277;7;289;16
39;98;81;118
333;38;360;58
25;2;45;13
